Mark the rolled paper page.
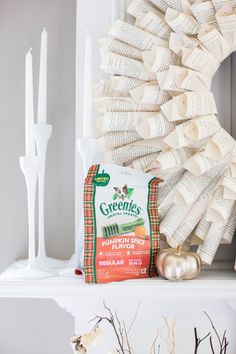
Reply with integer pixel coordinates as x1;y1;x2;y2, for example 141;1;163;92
212;0;236;12
197;223;225;265
204;128;235;160
215;6;236;49
157;67;186;93
99;111;155;133
100;37;143;62
164;121;208;149
169;32;198;55
105;137;165;164
101;52;156;81
108;20;168;51
158;170;185;204
167;175;220;248
161;97;182;122
184;152;223;176
231;144;236;177
149;0;169;12
164;0;192;13
152;147;195;170
221;206;236;244
206;185;235;222
223;186;236;200
191;0;217;26
222;172;236;199
131;152;161;170
198;24;232;62
159;184;177;216
231;162;236;178
111;76;145;92
127;0;163;18
192;214;211;244
182;91;217;118
131;84;170;105
161;91;217;121
95;97;160;113
165;8;199;34
164;124;185;149
182;234;193;251
176;158;229;206
179;69;212;92
98;131;141;150
184;114;221;140
94;79;129;98
197;213;236;264
135;112;175;139
135;11;171;40
173;171;213;207
143;47;179;72
161;203;191;240
151;165;184;183
157;65;211;92
181;47;220;77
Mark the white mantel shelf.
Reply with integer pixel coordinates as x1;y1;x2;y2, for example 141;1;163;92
0;262;236;301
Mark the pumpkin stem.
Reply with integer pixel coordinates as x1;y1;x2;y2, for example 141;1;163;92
177;245;182;254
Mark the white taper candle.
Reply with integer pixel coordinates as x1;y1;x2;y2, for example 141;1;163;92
83;31;94;138
25;48;35;156
37;28;48;124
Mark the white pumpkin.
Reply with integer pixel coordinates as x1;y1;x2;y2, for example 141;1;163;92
156;247;202;281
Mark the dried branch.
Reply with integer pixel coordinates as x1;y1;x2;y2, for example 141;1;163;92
209;336;215;354
204;312;229;354
128;302;141;334
150;329;159;354
194;327;210;354
115;312;124;346
90;303;126;354
159;316;176;354
222;336;229;354
123;321;132;354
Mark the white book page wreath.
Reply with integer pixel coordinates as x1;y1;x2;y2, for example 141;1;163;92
95;0;236;267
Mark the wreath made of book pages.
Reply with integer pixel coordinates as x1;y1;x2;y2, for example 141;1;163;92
95;0;236;267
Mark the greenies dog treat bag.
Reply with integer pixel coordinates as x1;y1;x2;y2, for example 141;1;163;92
83;164;162;284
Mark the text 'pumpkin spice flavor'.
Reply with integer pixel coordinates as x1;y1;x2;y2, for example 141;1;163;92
83;164;162;283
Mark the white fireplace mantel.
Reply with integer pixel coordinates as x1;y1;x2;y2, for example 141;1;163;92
1;262;236;315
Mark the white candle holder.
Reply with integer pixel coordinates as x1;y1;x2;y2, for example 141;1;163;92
34;123;67;269
1;156;55;279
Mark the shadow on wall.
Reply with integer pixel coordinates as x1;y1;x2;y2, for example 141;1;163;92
0;298;74;354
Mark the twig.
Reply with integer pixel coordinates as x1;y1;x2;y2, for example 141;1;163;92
221;336;229;354
194;327;210;354
123;321;132;354
115;311;124;348
204;311;229;354
209;336;215;354
150;329;159;354
204;312;221;347
128;302;141;334
91;303;125;354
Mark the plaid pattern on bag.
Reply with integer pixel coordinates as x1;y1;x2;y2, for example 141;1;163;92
84;165;99;284
148;177;162;277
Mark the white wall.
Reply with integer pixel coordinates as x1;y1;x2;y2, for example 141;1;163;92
0;0;75;352
1;0;236;353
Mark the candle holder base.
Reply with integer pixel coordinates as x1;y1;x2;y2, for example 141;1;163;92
0;263;55;280
58;254;75;276
36;256;68;269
